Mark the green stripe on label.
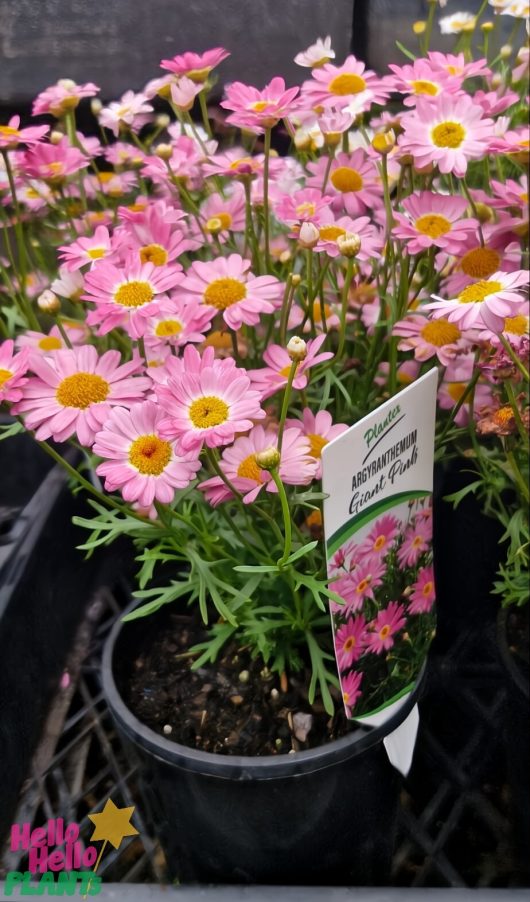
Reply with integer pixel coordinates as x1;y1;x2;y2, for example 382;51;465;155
326;489;430;556
353;679;417;720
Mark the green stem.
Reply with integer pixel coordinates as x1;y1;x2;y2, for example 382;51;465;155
438;368;481;444
461;178;485;247
336;257;355;360
55;318;73;349
505;380;528;444
263;127;272;271
270;469;292;567
1;149;28;290
198;90;213;138
277;359;298;452
506;449;530;503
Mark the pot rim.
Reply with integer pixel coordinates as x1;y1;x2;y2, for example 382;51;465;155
102;597;425;780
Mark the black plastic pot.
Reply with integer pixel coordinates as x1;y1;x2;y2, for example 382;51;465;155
103;599;423;886
498;607;530;881
0;435;103;844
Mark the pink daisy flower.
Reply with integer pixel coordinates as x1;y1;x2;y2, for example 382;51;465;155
392;314;471;365
32;79;100;117
220;77;300;133
22;138;88;185
170;77;203;112
358;514;400;561
50;267;84;302
273;188;333;229
248;334;333;401
199;425;317;505
202;147;267;179
397;518;432;568
285;408;348;478
306;150;381;216
365;602;406;655
117;199;199;265
386;59;462;106
16;323;86;360
341;670;363;717
156;353;265;453
0;341;30;404
426;270;529;332
83;258;184;338
180;254;282;331
15;346;150;446
58;226;114;271
294;36;335;68
329;538;361;577
479;310;529;350
315;212;383;261
99;91;153;137
399;94;495;177
408;566;436;615
301;55;389;113
332;558;386;615
426;51;490;81
391;192;477;255
200;186;246;242
144;296;215;349
0;116;48;150
160;48;230;82
437;362;494;426
335;616;367;671
93;401;201;508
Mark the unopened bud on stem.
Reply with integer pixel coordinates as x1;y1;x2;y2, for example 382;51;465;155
286;336;307;361
154;143;173;160
255;447;281;471
37;290;60;314
337;232;361;258
298;221;320;249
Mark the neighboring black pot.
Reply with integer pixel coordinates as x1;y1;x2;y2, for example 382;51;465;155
0;436;102;844
498;606;530;880
103;599;423;886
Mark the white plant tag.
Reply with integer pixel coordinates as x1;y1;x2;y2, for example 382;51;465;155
321;369;438;771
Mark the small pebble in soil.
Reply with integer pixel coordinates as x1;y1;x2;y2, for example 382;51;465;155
293;712;313;742
163;724;172;735
230;695;244;706
238;670;250;683
270;688;279;701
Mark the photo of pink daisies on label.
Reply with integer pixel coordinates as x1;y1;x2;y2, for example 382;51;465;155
322;369;438;724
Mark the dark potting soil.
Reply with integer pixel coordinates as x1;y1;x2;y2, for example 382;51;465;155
125;612;351;756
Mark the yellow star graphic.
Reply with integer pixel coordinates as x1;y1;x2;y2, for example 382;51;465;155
88;798;139;850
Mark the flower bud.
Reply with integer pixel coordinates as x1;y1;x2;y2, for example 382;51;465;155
490;73;503;89
286;335;307;361
337;232;361;258
500;44;512;59
205;216;224;235
290;273;302;287
154;143;173;160
37;290;60;314
49;130;64;145
473;202;494;223
155;113;171;129
371;129;396;156
90;98;103;115
323;131;341;148
255;446;281;471
298;221;320;249
294;129;314;152
480;21;494;32
413;20;426;34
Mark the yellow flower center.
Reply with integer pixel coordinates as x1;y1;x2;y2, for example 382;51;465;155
237;453;263;483
127;202;147;213
330;167;363;193
410;79;439;96
114;280;155;308
312;300;333;324
229;157;254;171
373;535;387;551
203;330;232;350
155;319;182;337
87;247;106;260
379;625;391;640
128;434;172;475
189;395;229;429
458;280;502;304
422;581;434;597
448;382;467;403
328;73;367;96
279;361;300;378
56;372;109;409
319;225;346;241
305;509;322;529
0;125;20;140
420;319;461;346
203;277;247;310
296;202;317;218
205;212;232;232
504;315;528;336
25;188;41;199
307;432;328;459
460;247;500;278
38;336;63;351
356;576;371;594
415;213;452;239
139;244;168;266
251;101;271;112
520;192;528;204
493;406;515;427
431;121;466;149
343;636;356;651
0;368;13;388
47;161;65;177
